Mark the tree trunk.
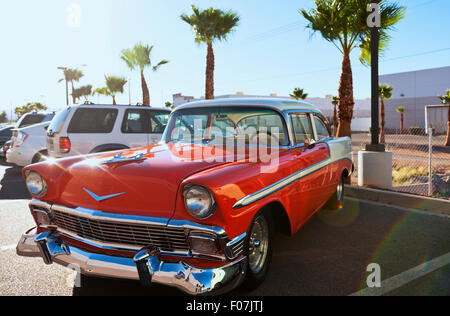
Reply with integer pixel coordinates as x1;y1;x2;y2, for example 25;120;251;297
141;69;150;106
445;104;450;146
205;43;215;100
112;95;116;105
400;113;404;135
379;97;385;143
71;81;76;104
336;54;354;138
333;105;337;136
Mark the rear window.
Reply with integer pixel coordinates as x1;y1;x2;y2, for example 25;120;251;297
18;114;45;128
68;108;118;133
48;108;71;134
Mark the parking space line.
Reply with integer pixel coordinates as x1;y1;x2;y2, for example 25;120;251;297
345;197;450;219
351;251;450;296
0;244;16;251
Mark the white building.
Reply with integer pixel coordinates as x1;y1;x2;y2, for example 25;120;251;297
380;66;450;133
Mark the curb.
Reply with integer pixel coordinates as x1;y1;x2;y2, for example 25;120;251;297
344;185;450;216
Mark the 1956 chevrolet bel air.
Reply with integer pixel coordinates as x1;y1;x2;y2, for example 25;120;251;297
16;98;353;295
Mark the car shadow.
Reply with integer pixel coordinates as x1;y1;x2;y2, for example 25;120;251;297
72;276;184;296
70;203;364;297
0;158;31;200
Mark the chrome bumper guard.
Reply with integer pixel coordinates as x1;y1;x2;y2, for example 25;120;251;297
16;228;247;295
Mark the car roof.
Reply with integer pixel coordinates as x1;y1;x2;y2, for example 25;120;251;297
175;98;321;113
15;121;50;131
74;104;170;111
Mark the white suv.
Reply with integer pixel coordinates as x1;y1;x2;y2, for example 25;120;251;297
46;104;171;158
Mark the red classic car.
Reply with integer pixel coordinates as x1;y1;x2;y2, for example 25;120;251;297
16;98;353;295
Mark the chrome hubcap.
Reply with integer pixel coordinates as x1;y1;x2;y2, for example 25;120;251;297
248;216;269;274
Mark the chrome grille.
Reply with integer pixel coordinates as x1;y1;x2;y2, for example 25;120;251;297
52;209;189;252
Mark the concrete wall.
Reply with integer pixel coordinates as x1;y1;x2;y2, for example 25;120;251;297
380;66;450;99
380;66;450;133
384;96;443;132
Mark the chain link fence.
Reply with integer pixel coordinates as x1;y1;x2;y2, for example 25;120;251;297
351;128;450;199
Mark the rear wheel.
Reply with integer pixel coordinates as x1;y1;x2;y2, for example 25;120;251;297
241;210;273;291
326;173;345;210
31;151;48;164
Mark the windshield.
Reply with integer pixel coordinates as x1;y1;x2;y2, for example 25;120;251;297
164;107;289;147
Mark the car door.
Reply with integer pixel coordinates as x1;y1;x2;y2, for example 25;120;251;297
121;109;151;149
287;113;330;231
311;114;336;198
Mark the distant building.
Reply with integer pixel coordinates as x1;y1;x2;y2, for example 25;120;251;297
380;66;450;133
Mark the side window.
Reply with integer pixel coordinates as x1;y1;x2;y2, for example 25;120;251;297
68;108;118;133
291;113;313;145
149;112;170;134
122;110;149;134
313;115;331;140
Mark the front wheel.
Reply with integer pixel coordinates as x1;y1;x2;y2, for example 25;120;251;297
242;210;273;291
326;173;345;210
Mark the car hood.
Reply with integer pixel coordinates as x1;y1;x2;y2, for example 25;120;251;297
42;143;233;218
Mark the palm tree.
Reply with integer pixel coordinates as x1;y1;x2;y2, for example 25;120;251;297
121;43;168;106
332;96;339;136
165;101;175;110
181;5;240;100
72;85;92;104
396;106;405;135
94;76;128;105
301;0;405;137
290;88;308;100
438;89;450;146
59;68;84;105
379;84;394;143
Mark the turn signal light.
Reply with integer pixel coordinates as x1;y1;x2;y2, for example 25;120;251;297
59;137;71;153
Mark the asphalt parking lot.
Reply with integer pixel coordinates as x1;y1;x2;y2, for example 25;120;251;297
0;160;449;296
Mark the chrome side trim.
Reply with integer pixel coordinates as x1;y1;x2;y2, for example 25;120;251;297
232;137;352;209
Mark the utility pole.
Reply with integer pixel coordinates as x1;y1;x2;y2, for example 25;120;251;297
365;0;385;152
58;67;69;106
358;0;392;189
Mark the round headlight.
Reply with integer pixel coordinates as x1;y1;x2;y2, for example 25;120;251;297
26;171;47;197
183;185;216;220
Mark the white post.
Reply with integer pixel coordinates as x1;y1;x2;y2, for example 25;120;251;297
428;127;433;196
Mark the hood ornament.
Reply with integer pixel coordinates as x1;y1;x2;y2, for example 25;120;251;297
103;152;146;164
84;188;126;202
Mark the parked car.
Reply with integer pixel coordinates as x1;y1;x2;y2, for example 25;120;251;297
46;104;171;158
16;111;55;129
6;122;50;166
0;140;11;158
0;125;14;146
16;98;353;295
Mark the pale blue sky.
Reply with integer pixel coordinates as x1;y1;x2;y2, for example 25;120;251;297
1;0;449;117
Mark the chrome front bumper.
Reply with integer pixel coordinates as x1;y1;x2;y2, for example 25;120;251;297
16;228;247;295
